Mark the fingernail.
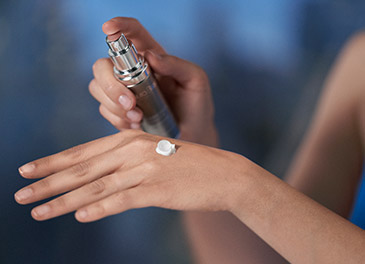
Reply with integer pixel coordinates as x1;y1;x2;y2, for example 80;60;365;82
77;209;88;219
15;188;33;201
33;205;50;217
18;163;35;175
118;95;132;110
127;110;142;122
130;123;141;130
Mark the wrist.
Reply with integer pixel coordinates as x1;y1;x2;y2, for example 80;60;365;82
226;157;282;224
223;155;266;215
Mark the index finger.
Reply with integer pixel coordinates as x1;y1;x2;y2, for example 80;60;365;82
18;132;123;179
102;17;166;55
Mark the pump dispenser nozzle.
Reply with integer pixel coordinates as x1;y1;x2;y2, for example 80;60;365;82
106;34;129;52
106;34;147;87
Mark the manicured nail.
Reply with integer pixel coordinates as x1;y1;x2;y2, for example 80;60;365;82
130;123;141;129
118;95;132;110
18;163;35;175
77;210;88;219
127;110;142;122
33;205;50;217
15;188;33;201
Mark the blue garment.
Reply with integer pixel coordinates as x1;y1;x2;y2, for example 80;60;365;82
350;168;365;229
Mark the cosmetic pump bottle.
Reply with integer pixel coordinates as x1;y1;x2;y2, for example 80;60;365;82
106;34;180;138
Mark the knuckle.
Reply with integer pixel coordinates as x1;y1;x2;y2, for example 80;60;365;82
132;135;149;148
128;17;140;26
71;161;91;178
104;82;118;93
127;135;155;155
115;129;146;147
120;127;139;138
193;67;209;86
88;79;96;88
110;116;126;130
88;79;97;93
63;145;85;161
88;179;106;195
92;60;100;73
54;197;67;209
38;179;51;190
110;16;123;23
142;159;159;173
92;58;108;74
98;104;104;115
92;203;106;217
115;120;129;130
114;192;129;207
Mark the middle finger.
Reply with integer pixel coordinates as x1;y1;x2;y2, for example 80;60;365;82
15;149;124;205
31;167;143;221
89;80;143;123
89;79;126;117
92;58;136;111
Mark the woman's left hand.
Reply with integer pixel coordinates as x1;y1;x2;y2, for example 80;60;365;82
14;130;247;222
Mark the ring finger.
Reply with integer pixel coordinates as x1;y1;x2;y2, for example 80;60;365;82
31;168;143;221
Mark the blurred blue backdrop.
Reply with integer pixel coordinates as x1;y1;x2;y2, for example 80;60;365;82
1;0;365;263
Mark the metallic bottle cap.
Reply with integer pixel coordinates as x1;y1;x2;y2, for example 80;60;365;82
106;34;148;86
106;34;129;54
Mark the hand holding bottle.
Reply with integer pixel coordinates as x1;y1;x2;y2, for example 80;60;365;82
90;17;218;145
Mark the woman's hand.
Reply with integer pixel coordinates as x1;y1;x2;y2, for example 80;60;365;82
14;130;246;222
90;17;218;146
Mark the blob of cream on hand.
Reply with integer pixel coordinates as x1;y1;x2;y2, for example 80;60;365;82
155;140;176;156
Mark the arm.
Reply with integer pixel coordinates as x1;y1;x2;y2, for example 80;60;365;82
230;160;365;264
286;32;365;217
225;32;363;263
182;137;287;264
14;130;365;263
186;33;365;263
227;32;365;263
14;52;365;263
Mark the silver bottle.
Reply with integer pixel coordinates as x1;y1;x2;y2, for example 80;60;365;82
106;34;180;138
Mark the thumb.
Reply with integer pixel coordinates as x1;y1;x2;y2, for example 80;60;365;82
144;50;208;87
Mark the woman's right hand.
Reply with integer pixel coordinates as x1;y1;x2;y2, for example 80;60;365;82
89;17;218;146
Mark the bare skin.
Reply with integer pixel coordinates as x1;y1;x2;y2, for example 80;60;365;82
15;18;365;263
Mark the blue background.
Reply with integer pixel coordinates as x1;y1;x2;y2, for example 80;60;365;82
1;0;365;263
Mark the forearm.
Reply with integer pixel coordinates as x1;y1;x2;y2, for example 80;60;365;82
181;126;240;263
182;126;286;263
181;126;235;263
231;159;365;264
183;211;286;264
